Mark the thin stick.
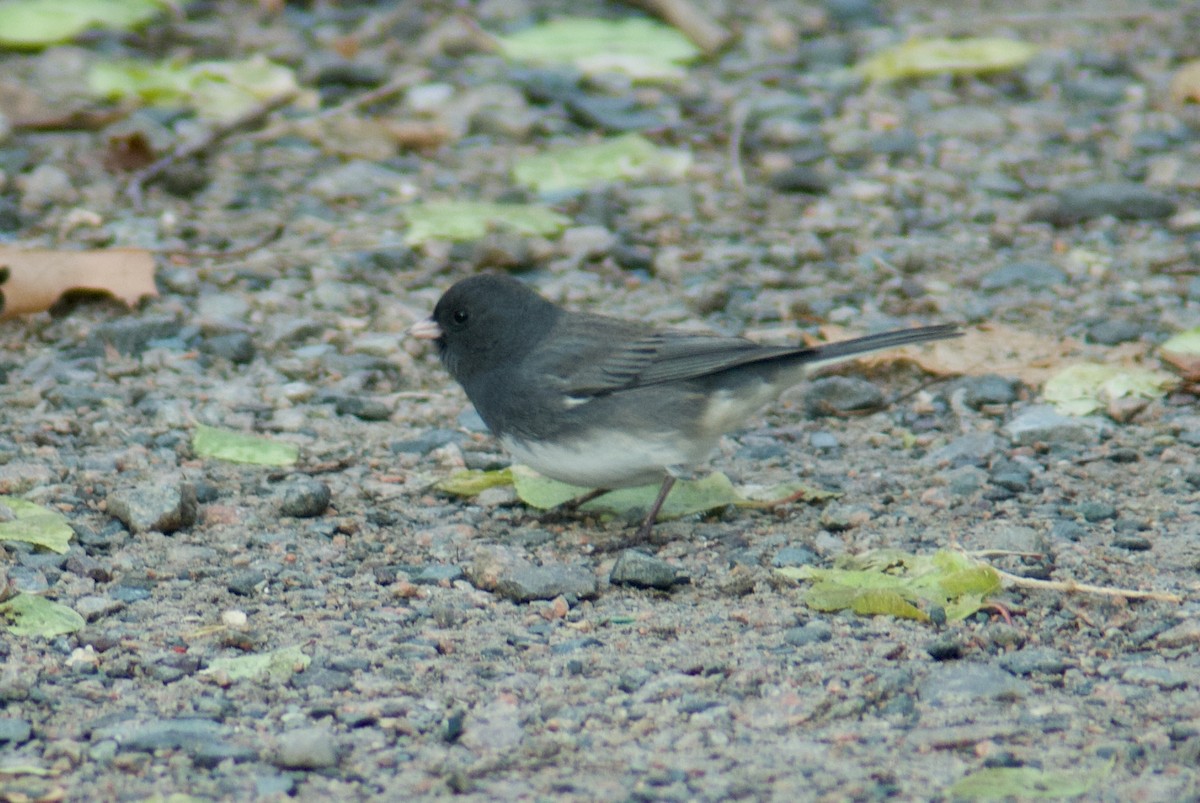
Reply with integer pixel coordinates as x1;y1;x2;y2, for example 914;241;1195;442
126;90;299;209
626;0;731;55
994;567;1182;604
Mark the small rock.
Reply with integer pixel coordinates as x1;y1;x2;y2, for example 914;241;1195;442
334;396;391;421
494;564;599;602
1112;533;1152;551
1121;665;1188;690
88;316;183;357
979;261;1067;291
0;717;32;744
278;478;331;518
609;550;688;590
819;503;871;531
1086;320;1142;345
784;621;833;646
1003;405;1108;446
918;663;1028;705
273;726;341;770
1155;620;1200;649
227;570;267;597
1074;501;1116;522
804;376;884;416
107;483;197;534
17;164;76;212
1030;182;1176;226
768;166;830;194
201;333;256;364
411;564;465;585
771;546;818;568
960;375;1019;408
926;637;964;661
999;647;1070;676
923;433;1002;467
74;595;125;622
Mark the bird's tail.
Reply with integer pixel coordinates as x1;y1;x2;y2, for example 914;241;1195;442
801;324;961;372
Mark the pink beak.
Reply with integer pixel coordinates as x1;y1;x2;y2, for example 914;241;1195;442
408;319;442;340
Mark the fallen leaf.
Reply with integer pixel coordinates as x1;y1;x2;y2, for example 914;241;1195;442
512;134;692;195
496;17;700;81
0;246;157;319
192;424;299;466
1160;327;1200;382
0;497;74;554
1042;363;1177;417
858;37;1037;82
199;644;311;682
402;201;570;245
1169;60;1200;105
949;758;1113;799
0;0;165;49
0;594;85;637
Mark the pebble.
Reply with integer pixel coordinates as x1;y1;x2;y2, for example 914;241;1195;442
107;483;197;534
960;375;1019;408
771;546;818;568
609;550;689;590
1112;533;1152;551
74;595;125;622
88;316;183;357
1121;665;1189;691
494;563;599;603
768;166;830;194
0;717;32;744
783;621;833;646
1003;405;1108;446
334;396;392;421
1155;620;1200;649
1030;182;1176;226
17;164;76;211
273;726;341;770
411;564;465;585
1086;319;1142;345
923;432;1002;467
278;477;331;518
979;261;1067;291
999;648;1070;676
201;333;256;364
227;570;267;597
925;637;964;661
804;377;884;416
917;663;1029;705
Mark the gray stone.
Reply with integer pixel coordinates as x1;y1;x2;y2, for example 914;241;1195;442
273;726;341;769
918;663;1029;705
979;261;1067;290
0;717;32;744
804;376;884;416
493;563;599;602
1030;182;1176;226
1003;405;1109;446
279;478;331;518
107;483;197;534
610;550;688;590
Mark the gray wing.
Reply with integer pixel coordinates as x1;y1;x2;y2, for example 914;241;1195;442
538;316;961;398
539;315;801;397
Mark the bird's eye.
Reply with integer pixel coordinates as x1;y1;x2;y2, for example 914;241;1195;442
453;309;469;325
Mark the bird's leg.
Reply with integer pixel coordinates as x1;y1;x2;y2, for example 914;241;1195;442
560;488;609;512
633;475;676;541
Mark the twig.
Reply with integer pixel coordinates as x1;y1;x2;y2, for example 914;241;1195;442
728;100;748;192
158;223;286;260
994;567;1182;604
625;0;731;55
125;90;299;209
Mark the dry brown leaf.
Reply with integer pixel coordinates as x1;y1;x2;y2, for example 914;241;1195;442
1169;60;1200;105
0;247;157;319
818;323;1088;387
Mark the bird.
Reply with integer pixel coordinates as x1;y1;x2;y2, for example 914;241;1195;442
410;273;960;541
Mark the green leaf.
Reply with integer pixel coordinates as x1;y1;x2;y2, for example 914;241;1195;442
192;424;299;466
402;201;570;245
858;37;1037;82
511;465;742;521
0;594;85;637
496;17;700;81
200;645;311;683
512;134;692;195
88;55;301;121
1042;363;1177;417
435;468;514;497
778;549;1000;622
0;0;166;49
0;497;74;554
1161;326;1200;356
948;759;1114;799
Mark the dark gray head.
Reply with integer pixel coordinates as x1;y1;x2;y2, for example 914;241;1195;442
417;274;561;383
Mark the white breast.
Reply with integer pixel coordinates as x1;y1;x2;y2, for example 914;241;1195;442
500;430;709;490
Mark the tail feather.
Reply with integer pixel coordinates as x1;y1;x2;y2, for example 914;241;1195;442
801;324;961;371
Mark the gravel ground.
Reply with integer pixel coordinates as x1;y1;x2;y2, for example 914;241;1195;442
2;1;1200;800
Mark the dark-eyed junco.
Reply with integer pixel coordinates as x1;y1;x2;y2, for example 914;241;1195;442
411;274;960;540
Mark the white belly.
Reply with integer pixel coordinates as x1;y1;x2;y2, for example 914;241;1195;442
500;430;707;489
